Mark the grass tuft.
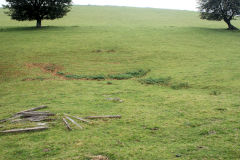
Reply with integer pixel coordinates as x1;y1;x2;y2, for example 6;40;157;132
171;82;190;90
57;69;150;80
139;77;171;85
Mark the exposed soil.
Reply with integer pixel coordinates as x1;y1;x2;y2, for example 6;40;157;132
26;63;63;75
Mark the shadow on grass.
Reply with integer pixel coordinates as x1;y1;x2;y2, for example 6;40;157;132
189;27;240;34
0;25;81;32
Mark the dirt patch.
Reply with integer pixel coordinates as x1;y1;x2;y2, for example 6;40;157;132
26;63;63;74
24;63;66;81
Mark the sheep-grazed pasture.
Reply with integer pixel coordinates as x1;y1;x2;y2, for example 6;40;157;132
0;6;240;160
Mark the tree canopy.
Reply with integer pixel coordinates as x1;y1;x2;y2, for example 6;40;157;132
3;0;72;28
198;0;240;30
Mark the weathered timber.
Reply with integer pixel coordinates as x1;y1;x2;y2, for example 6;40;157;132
72;116;90;123
0;115;21;123
16;105;48;114
0;118;8;123
25;116;55;122
0;126;48;133
65;116;83;129
63;118;72;131
20;111;55;117
83;115;121;119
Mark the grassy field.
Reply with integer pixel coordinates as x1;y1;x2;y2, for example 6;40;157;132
0;5;240;160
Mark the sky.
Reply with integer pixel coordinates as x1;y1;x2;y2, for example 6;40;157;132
0;0;198;11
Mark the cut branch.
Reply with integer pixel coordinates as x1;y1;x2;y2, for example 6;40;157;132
0;126;48;134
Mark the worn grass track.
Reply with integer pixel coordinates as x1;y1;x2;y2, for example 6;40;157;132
0;6;240;160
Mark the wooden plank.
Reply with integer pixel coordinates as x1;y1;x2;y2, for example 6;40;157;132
65;116;83;129
63;118;72;131
84;115;121;119
0;126;48;133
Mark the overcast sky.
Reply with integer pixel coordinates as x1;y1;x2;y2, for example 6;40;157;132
0;0;197;11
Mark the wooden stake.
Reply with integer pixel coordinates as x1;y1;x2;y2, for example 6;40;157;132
65;116;83;129
63;118;72;131
83;115;121;119
16;105;48;114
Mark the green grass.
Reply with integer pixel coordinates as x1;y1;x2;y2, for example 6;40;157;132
0;5;240;160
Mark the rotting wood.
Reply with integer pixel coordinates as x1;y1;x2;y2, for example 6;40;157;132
63;118;72;131
83;115;122;119
16;105;48;114
0;126;48;133
65;116;83;129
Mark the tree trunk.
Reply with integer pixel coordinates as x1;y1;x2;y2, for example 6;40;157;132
224;19;238;30
36;19;42;28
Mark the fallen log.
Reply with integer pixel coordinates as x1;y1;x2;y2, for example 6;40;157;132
63;118;72;131
16;105;48;114
0;126;48;134
65;116;83;129
83;115;121;119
